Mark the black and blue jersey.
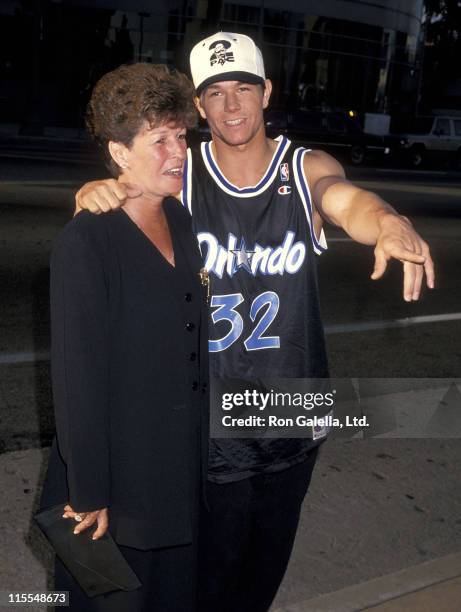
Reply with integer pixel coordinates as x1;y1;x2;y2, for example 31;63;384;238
181;136;329;482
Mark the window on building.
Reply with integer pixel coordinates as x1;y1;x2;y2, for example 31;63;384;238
222;4;261;25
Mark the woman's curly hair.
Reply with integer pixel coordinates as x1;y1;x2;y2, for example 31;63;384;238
86;63;197;176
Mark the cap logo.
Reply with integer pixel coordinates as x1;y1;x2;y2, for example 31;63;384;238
209;40;235;66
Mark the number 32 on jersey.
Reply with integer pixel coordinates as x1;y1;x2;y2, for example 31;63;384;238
208;291;280;352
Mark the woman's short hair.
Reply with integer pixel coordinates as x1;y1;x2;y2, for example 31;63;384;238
86;63;197;175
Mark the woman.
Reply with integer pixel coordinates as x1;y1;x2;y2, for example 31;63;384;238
40;63;209;611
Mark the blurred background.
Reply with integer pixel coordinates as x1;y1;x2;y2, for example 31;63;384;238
1;0;461;166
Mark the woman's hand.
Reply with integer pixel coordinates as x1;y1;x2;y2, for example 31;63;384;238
62;504;109;540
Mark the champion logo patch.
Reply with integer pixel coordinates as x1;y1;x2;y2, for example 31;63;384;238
280;163;289;182
209;40;235;66
278;185;291;195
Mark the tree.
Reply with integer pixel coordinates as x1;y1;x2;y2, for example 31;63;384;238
421;0;461;111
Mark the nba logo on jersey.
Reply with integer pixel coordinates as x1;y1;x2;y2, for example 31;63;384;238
279;163;289;182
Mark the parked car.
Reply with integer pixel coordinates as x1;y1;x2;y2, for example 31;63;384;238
264;109;404;165
398;116;461;168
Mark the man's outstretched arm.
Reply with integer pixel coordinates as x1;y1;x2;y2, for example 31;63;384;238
305;150;435;302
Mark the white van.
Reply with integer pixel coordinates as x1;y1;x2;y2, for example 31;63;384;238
402;116;461;167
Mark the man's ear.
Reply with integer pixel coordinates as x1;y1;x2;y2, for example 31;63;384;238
262;79;272;110
108;141;130;170
194;95;207;120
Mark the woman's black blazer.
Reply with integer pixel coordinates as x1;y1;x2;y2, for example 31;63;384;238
41;198;209;550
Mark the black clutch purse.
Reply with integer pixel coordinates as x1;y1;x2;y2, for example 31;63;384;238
35;504;142;598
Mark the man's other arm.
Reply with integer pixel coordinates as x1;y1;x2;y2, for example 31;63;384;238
304;150;434;301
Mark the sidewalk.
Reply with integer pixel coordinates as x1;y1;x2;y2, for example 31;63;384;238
273;553;461;611
0;439;460;611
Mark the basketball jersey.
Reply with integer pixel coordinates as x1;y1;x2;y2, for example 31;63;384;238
181;136;329;483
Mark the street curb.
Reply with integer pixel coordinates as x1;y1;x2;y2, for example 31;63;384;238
272;551;461;611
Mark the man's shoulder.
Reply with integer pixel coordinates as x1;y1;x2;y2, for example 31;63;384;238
301;147;336;164
301;148;345;180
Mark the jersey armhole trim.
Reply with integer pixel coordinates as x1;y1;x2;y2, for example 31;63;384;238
292;147;328;255
180;148;193;216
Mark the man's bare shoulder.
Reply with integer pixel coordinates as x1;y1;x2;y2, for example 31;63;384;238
302;149;345;181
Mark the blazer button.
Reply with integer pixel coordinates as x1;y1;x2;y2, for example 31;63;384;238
192;381;198;391
185;293;193;302
189;352;197;361
201;382;208;394
185;322;195;332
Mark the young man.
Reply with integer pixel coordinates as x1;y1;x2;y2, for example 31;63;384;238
75;33;434;612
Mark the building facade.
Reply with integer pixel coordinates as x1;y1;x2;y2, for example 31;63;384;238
0;0;424;128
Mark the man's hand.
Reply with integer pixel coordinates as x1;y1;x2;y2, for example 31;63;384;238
62;504;109;540
370;214;434;301
303;151;435;302
75;179;142;215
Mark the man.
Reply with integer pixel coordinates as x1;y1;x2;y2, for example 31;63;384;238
75;32;434;612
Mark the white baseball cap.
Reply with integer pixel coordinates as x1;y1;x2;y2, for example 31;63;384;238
190;32;266;95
